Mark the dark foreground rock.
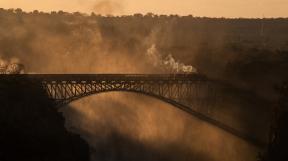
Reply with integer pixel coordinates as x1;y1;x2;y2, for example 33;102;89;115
0;77;90;161
263;82;288;161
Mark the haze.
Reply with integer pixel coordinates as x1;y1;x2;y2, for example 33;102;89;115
0;0;287;18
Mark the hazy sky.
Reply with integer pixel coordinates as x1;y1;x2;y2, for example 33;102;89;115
0;0;287;18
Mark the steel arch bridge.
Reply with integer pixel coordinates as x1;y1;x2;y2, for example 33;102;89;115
0;74;264;147
41;74;216;108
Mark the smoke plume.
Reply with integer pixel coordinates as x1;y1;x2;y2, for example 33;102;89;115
0;57;25;74
146;44;197;73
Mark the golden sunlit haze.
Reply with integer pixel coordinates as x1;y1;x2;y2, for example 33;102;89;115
0;0;287;18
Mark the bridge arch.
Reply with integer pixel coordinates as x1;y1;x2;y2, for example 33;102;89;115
58;89;200;116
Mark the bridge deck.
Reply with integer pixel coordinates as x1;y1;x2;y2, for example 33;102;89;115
0;74;209;81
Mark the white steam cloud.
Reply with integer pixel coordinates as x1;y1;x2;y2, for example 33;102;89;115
146;44;197;73
0;57;25;74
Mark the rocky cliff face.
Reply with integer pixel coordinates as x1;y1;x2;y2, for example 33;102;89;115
0;77;90;161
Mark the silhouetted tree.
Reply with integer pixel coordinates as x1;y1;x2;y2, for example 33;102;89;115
145;12;154;18
134;13;143;18
15;8;23;14
33;10;39;15
58;10;65;15
51;11;57;15
73;12;82;17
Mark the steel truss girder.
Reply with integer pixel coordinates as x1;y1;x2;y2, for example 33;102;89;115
41;76;216;111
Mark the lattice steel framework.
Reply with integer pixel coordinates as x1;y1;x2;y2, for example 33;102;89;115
40;74;216;110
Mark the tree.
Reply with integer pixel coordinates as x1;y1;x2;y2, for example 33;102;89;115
133;13;143;18
91;12;96;17
15;8;23;14
51;11;57;15
33;10;39;15
58;10;65;15
73;12;82;17
145;12;154;18
7;8;14;13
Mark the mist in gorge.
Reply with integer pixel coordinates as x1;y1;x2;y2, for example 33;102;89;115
1;6;288;161
60;92;261;161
